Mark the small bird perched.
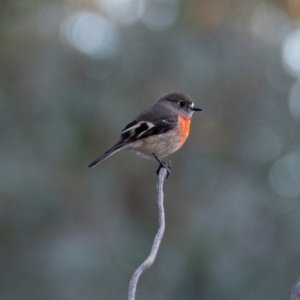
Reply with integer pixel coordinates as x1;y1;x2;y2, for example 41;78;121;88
88;92;202;176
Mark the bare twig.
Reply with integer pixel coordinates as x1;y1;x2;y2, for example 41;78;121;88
127;167;168;300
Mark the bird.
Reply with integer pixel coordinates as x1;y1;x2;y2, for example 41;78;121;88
88;92;202;176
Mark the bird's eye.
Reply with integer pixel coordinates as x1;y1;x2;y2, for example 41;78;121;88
179;101;185;107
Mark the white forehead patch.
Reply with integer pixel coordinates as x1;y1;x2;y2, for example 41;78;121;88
191;102;194;108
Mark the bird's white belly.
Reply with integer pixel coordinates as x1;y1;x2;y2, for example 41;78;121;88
125;130;183;158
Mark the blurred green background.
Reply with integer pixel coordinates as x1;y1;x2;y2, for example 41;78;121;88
1;0;300;299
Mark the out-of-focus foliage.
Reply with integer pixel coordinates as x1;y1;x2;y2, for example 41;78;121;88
1;0;300;299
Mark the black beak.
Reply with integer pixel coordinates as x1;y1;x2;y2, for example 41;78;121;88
191;107;202;111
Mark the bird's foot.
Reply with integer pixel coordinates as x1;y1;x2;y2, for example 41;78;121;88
153;154;172;178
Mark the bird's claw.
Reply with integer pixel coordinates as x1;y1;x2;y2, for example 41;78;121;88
153;154;171;178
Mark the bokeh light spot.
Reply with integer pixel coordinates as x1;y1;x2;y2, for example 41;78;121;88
282;27;300;78
61;11;120;59
269;153;300;198
288;79;300;122
251;3;289;44
139;0;179;30
99;0;141;25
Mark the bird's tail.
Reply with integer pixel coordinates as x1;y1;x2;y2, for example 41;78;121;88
88;144;123;168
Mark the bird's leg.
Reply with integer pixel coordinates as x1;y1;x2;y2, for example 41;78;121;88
153;154;171;178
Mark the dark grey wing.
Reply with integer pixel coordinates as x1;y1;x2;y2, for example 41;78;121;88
119;106;178;143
